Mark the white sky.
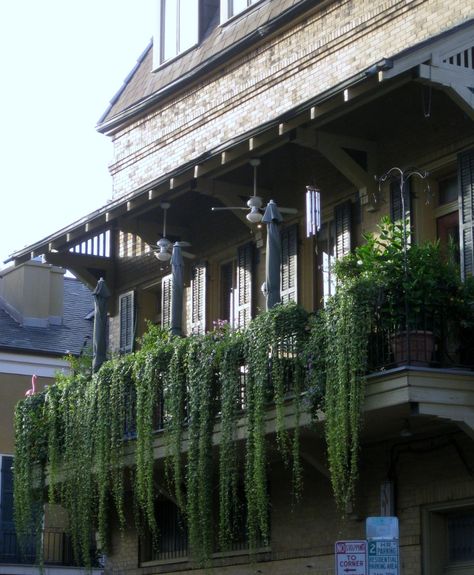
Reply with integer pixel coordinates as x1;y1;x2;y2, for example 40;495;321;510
0;1;154;267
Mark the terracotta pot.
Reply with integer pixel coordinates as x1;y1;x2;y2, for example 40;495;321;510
391;330;435;365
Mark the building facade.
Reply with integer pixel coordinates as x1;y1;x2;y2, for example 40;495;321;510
0;261;95;573
7;1;474;574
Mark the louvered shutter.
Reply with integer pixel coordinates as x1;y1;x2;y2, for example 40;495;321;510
161;274;172;329
390;179;412;223
235;243;253;329
334;201;352;259
119;291;135;353
191;261;207;334
459;148;474;279
281;224;298;303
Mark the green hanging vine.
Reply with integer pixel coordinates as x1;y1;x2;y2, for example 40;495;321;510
14;301;360;568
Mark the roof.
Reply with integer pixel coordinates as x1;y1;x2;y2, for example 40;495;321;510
98;0;317;131
7;19;474;267
0;277;94;357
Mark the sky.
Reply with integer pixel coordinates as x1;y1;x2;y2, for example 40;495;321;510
0;1;154;267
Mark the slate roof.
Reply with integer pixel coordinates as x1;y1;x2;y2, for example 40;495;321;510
0;277;94;357
98;0;314;129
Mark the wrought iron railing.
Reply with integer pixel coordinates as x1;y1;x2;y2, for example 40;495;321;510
366;305;474;371
0;528;77;566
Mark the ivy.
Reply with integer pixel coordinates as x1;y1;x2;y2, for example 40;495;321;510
13;303;316;567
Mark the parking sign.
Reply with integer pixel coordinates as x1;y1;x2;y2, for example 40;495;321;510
335;540;368;575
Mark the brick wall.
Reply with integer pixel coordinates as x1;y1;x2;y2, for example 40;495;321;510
108;0;471;199
104;430;474;575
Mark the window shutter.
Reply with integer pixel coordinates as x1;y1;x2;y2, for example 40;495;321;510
281;224;298;303
334;201;352;259
119;291;135;353
235;243;254;329
191;261;207;334
459;148;474;279
161;274;172;329
390;179;412;223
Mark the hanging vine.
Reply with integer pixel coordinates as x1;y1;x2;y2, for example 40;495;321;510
318;280;373;511
216;325;244;551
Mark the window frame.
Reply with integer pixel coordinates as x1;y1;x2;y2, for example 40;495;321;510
422;499;474;575
220;0;262;23
154;0;199;67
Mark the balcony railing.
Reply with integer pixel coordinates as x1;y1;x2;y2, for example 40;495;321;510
366;306;474;371
121;318;473;439
0;528;77;566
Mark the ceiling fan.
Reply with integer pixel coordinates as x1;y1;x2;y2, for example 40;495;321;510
211;159;297;223
153;202;194;262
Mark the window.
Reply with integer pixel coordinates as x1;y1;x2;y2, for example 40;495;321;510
423;501;474;575
235;243;253;329
154;0;219;67
281;224;298;303
190;261;207;334
317;201;353;306
119;291;135;353
220;0;260;22
155;0;199;65
141;496;188;562
161;274;172;330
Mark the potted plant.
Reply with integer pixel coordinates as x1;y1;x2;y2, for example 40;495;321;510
335;217;474;366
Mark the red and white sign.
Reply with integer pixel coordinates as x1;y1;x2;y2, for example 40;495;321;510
335;540;368;575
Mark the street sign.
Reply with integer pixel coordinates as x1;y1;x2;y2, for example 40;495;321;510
366;516;399;540
335;540;368;575
368;539;399;575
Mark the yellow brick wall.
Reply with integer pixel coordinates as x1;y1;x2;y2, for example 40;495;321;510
104;431;474;575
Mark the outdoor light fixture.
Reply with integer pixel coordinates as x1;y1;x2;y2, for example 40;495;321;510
246;208;263;223
154;237;172;261
305;185;321;238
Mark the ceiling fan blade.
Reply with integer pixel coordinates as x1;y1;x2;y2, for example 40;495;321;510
211;206;248;212
279;207;298;214
182;250;196;259
174;240;191;247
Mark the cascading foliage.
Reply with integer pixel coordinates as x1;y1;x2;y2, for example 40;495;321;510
13;300;369;567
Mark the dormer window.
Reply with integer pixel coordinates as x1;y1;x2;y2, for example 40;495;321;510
154;0;219;68
154;0;198;65
220;0;260;22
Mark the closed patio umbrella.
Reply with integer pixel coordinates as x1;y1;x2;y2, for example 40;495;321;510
171;242;184;336
262;200;283;310
92;277;110;373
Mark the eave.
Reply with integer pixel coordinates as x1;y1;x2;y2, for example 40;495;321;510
6;19;474;270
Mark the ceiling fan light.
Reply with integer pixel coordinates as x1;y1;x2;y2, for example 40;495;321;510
155;250;171;261
246;210;263;223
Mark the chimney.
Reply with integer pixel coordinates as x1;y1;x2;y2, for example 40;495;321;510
0;261;65;327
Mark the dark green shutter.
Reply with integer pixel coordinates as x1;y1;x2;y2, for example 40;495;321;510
281;224;298;303
334;201;352;259
459;148;474;279
235;243;253;329
161;274;172;329
191;261;207;334
119;291;135;353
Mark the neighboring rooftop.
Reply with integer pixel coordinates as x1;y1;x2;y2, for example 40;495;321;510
0;276;93;357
